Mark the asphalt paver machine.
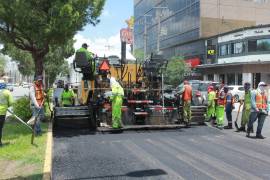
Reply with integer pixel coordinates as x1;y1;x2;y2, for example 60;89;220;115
53;52;97;130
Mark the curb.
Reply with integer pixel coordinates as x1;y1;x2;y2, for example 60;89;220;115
43;123;53;180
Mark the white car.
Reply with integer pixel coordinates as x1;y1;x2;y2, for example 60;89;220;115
228;85;245;103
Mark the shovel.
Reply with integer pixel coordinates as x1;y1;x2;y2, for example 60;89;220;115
7;108;33;132
234;101;243;130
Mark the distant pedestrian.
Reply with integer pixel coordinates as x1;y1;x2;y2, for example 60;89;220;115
237;82;252;132
0;82;13;147
216;86;225;129
206;86;216;122
182;80;192;127
246;82;268;139
224;86;235;129
29;75;45;136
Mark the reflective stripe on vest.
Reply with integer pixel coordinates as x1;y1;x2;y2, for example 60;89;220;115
35;84;44;106
256;91;267;109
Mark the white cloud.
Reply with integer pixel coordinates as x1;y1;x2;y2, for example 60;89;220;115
68;33;134;63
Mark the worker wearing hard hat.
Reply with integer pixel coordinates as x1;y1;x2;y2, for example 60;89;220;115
237;82;252;132
76;43;96;74
109;77;124;129
0;82;13;147
247;82;268;139
182;80;192;127
206;86;216;122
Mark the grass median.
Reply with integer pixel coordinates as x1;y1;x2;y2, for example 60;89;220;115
0;120;48;180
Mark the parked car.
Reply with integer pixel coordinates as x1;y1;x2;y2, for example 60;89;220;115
6;83;15;92
228;85;245;103
22;82;32;88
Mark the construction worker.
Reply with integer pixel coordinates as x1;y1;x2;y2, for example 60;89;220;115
29;75;45;135
182;80;192;127
109;77;124;129
61;84;75;107
76;43;96;74
0;82;13;147
206;86;216;122
237;82;252;132
247;82;268;139
224;86;235;129
216;86;226;129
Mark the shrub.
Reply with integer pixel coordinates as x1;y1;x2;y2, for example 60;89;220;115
13;96;32;122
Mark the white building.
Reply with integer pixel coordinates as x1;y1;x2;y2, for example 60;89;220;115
199;24;270;88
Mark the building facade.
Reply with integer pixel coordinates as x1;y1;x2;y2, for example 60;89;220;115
199;25;270;88
134;0;270;64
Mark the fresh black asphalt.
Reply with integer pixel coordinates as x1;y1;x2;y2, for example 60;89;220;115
52;121;270;180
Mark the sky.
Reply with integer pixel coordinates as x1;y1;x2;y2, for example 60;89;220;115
73;0;133;58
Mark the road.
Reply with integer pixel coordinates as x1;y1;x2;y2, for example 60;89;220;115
52;112;270;180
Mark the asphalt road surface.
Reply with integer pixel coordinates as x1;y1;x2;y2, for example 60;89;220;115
53;112;270;180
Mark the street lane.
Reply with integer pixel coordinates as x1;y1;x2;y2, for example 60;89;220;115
53;118;270;180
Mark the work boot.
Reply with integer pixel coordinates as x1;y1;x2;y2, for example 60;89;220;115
224;124;233;129
236;126;246;132
256;134;265;139
246;128;251;138
184;121;190;128
250;127;254;133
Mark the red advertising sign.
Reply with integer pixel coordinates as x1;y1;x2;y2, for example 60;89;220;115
120;28;133;44
185;57;200;68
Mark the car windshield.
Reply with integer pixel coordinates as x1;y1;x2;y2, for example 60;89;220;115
191;83;200;91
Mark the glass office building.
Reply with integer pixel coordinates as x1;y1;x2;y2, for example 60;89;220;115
134;0;270;62
134;0;201;59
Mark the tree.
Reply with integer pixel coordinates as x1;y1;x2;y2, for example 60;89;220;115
1;43;34;76
44;39;75;86
2;39;75;86
163;56;190;87
0;0;105;76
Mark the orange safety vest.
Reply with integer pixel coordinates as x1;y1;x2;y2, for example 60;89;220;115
35;84;44;106
182;84;192;101
255;91;267;110
217;90;225;106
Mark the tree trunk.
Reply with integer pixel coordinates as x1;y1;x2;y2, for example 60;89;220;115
32;52;45;77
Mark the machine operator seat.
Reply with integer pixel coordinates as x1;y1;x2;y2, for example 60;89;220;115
73;52;95;80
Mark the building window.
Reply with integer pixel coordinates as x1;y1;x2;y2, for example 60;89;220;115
227;74;235;85
219;44;229;56
248;38;270;52
234;42;244;54
237;73;242;85
208;74;214;81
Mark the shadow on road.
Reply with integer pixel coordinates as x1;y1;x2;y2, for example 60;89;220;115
66;169;167;180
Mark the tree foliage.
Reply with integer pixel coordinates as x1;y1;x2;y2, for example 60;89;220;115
1;43;34;76
164;56;189;87
0;0;105;75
